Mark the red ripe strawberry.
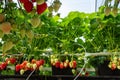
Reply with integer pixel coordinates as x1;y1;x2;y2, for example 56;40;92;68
10;58;16;64
36;61;41;67
31;0;36;2
20;63;25;69
16;64;21;72
19;0;29;3
30;67;34;71
39;59;45;65
36;60;44;69
20;61;28;69
0;64;3;70
37;2;47;14
60;62;64;69
25;66;31;71
22;61;28;65
31;59;36;63
1;62;7;70
24;1;33;13
111;63;116;70
55;61;60;68
0;65;2;70
72;60;77;68
85;72;89;76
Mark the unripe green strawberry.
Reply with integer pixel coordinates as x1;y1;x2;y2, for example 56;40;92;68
64;51;68;54
113;60;117;63
48;5;54;12
39;65;43;71
26;62;31;68
53;0;62;12
48;12;53;17
30;63;33;68
33;63;37;69
69;61;73;68
20;69;25;75
117;65;120;69
51;59;54;65
0;30;4;38
104;6;111;16
30;17;41;28
113;57;117;60
11;24;17;31
112;7;118;17
36;0;44;5
29;9;36;17
108;63;111;68
20;29;26;38
65;59;69;63
63;62;68;68
26;30;34;39
72;69;76;74
2;41;14;53
50;55;56;58
54;58;59;62
0;14;5;22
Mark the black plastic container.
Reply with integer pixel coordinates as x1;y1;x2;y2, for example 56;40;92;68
52;66;74;75
96;60;120;76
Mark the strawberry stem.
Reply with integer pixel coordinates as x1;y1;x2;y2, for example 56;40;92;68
104;0;109;7
113;0;119;8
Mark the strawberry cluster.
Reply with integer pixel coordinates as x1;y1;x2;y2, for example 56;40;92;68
51;59;77;69
19;0;47;14
15;59;45;75
108;57;120;70
0;57;16;70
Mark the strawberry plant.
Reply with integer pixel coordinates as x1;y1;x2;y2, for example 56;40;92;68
0;0;119;76
81;0;120;75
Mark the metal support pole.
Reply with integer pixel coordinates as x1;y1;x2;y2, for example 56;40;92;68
95;0;97;12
